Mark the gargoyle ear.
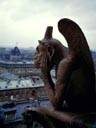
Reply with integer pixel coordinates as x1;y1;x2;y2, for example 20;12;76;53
38;40;45;46
38;40;42;44
47;46;54;61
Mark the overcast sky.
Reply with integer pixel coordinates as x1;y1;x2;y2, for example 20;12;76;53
0;0;96;50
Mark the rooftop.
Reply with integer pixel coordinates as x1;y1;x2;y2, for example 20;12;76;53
0;76;44;90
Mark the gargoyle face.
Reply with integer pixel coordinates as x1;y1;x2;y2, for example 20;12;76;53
34;42;46;68
34;41;54;69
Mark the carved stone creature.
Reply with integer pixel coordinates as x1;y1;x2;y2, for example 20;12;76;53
34;18;95;112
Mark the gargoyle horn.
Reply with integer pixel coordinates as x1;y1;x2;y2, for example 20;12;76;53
38;26;53;44
44;26;53;39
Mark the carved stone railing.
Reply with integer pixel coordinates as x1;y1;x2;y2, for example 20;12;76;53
23;106;96;128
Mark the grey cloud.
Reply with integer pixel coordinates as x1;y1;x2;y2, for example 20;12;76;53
0;0;96;49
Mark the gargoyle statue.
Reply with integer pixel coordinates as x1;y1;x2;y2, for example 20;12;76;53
34;18;96;112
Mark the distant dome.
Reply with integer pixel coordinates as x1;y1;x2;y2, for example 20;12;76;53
10;46;21;56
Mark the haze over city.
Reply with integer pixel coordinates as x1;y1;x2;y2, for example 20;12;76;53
0;0;96;50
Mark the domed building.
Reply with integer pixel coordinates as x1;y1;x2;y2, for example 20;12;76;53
10;46;21;61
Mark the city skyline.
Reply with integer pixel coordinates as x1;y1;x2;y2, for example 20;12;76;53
0;0;96;50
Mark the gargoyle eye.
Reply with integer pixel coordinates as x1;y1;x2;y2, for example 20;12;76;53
42;42;45;45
